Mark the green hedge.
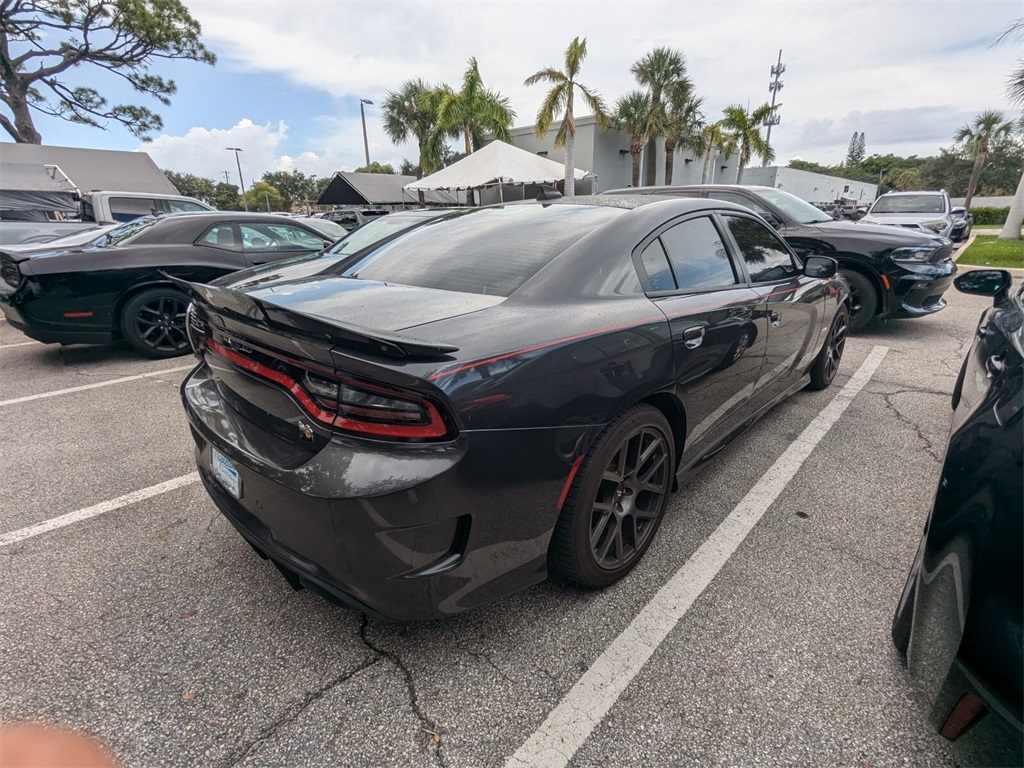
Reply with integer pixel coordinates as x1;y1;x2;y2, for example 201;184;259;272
969;206;1010;225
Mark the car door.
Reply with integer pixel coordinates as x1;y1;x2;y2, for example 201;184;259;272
717;211;826;410
634;213;768;462
239;222;330;266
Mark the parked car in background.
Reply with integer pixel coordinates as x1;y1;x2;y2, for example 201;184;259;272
860;190;972;242
892;269;1022;767
603;185;956;332
0;190;215;246
314;207;390;231
177;196;850;620
0;212;340;358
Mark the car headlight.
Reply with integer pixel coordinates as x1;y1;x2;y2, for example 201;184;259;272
890;247;934;263
921;220;949;233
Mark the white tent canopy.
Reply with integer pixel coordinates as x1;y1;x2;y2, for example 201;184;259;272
404;140;591;191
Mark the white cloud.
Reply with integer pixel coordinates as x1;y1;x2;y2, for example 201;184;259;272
146;1;1023;178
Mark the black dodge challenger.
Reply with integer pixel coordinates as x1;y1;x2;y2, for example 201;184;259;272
0;212;344;357
178;196;851;620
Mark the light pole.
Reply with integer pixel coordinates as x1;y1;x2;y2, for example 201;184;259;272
359;99;373;169
226;147;247;211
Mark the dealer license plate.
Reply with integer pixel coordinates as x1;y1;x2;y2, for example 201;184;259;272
211;447;242;499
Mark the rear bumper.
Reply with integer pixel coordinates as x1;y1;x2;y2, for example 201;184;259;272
183;363;590;620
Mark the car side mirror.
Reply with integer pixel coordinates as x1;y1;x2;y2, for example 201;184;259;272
760;211;780;228
804;255;838;279
955;269;1012;306
950;207;967;217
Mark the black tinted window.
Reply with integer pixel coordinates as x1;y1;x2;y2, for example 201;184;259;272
639;239;676;291
658;216;736;290
722;215;797;282
340;205;622;296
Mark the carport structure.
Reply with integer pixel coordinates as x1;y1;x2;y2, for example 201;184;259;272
316;171;459;209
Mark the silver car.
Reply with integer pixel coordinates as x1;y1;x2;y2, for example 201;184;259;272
859;190;971;241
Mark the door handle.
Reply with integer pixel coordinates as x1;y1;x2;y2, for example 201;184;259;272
683;326;705;349
769;311;781;327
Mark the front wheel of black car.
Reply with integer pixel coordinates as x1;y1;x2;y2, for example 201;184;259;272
841;270;877;332
808;306;849;390
121;287;192;358
549;405;675;588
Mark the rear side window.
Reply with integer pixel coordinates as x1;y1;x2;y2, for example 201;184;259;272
108;197;161;222
168;199;209;213
722;214;797;282
658;216;737;290
341;205;621;296
201;224;240;251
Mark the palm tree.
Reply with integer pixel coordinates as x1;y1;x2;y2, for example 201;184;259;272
427;57;515;204
662;79;705;185
719;103;777;184
615;91;657;187
997;21;1023;240
631;47;687;185
524;36;609;197
700;122;736;184
954;110;1014;210
381;79;440;179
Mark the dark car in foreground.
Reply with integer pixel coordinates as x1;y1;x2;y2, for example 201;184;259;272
892;269;1022;766
603;185;956;332
0;213;344;357
178;196;850;620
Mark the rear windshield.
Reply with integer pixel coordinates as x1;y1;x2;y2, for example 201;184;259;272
339;204;622;296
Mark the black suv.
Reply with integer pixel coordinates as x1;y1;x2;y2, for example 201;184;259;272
603;185;957;331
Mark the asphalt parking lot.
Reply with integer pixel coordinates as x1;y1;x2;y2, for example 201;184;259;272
0;278;1001;767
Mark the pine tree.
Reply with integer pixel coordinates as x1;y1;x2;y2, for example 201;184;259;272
845;131;866;166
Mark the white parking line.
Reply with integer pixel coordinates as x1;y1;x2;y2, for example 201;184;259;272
0;473;200;547
0;340;43;349
0;363;195;407
507;345;889;768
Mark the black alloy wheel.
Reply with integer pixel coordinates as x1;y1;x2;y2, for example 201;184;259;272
841;270;877;333
121;287;192;358
550;405;675;588
808;305;849;390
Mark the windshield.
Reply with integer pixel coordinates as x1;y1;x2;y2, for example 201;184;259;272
92;216;161;247
756;189;832;224
869;195;946;214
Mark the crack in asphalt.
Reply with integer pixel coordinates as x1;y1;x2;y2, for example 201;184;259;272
359;616;447;768
220;656;380;767
881;392;944;463
466;647;518;686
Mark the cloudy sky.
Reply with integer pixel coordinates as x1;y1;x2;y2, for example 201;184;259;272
10;0;1023;187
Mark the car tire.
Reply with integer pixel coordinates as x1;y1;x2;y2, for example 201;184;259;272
807;305;849;390
121;287;192;358
549;405;675;588
841;270;877;332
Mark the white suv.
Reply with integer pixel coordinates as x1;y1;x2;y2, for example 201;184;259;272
860;190;972;242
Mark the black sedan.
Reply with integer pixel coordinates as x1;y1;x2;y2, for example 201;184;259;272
892;269;1022;765
178;196;850;621
603;185;957;332
0;213;345;357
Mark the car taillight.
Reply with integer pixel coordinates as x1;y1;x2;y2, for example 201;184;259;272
206;338;451;441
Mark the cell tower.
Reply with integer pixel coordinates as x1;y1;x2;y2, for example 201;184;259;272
763;50;784;166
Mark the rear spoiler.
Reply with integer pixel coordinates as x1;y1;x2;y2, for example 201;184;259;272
164;274;459;359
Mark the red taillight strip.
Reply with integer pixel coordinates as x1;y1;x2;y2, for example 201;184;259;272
205;339;448;439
